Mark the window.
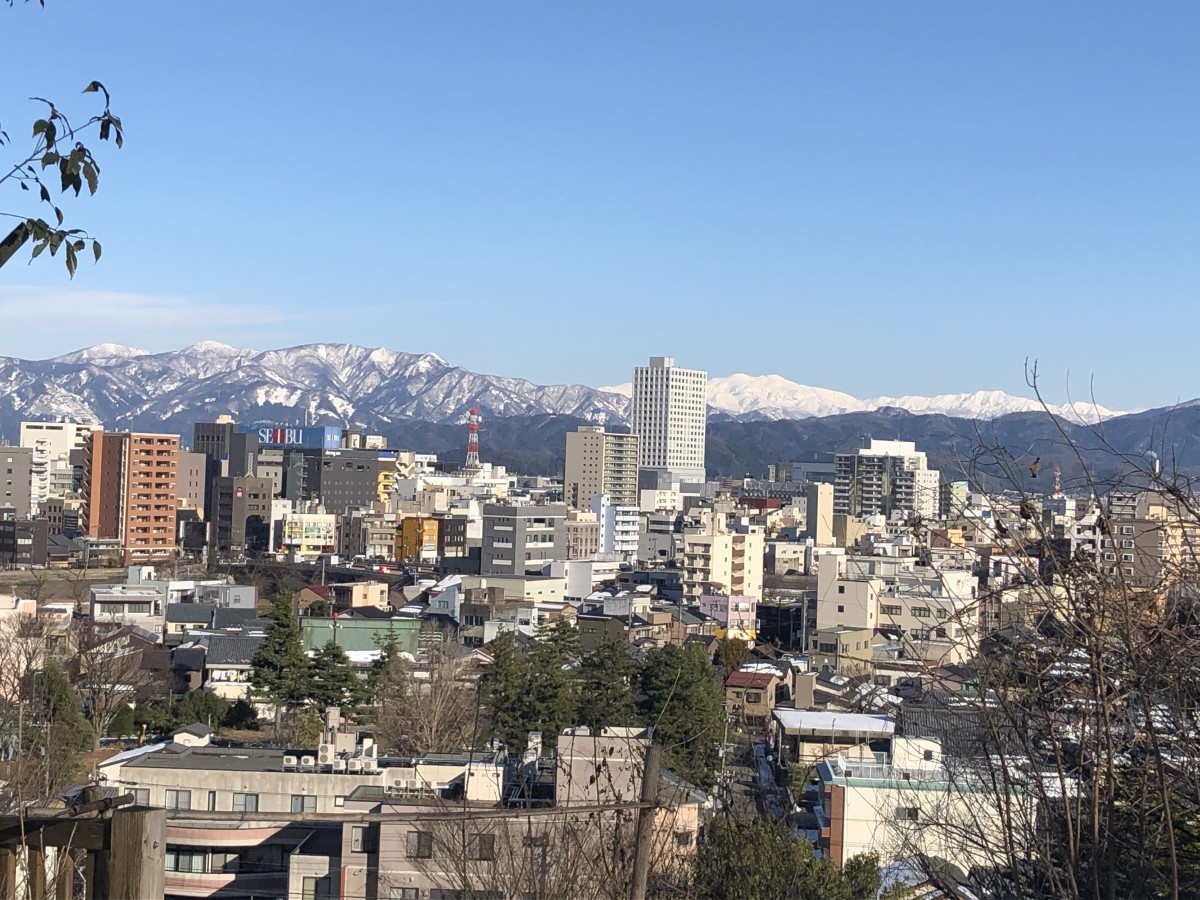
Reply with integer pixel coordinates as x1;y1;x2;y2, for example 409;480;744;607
836;604;844;613
880;604;901;616
291;794;316;813
934;609;948;619
1121;526;1135;535
744;692;762;704
303;876;332;900
468;832;496;861
232;792;258;813
390;890;420;900
911;607;930;618
675;830;694;847
522;834;550;848
352;825;379;854
1121;539;1135;549
837;585;845;594
406;830;433;858
894;806;920;822
132;788;150;806
165;789;191;811
165;848;206;873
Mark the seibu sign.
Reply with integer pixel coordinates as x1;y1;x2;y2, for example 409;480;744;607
245;424;343;449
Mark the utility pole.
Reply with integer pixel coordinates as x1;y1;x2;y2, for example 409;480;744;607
629;745;662;900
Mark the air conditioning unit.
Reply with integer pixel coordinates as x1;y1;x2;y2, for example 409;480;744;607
407;780;420;792
318;744;333;764
331;759;347;772
347;759;363;773
283;755;298;768
300;755;316;768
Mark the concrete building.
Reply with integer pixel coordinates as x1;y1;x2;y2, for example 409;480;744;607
20;420;92;508
564;509;599;560
593;493;639;561
681;517;764;602
212;476;274;556
81;431;180;564
280;512;338;560
564;425;639;510
300;448;384;515
834;440;941;520
699;593;758;642
631;356;707;486
0;447;34;519
177;450;207;518
0;516;49;568
396;516;439;564
480;503;567;576
805;482;835;546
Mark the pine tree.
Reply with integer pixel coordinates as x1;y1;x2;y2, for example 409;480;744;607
250;592;310;726
307;640;370;712
482;631;527;752
576;638;641;731
520;634;577;749
638;643;724;787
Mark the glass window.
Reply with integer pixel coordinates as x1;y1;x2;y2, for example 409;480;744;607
291;794;316;813
406;830;433;859
165;789;191;811
911;607;930;618
468;833;496;861
132;788;150;806
389;891;420;900
233;793;258;812
165;848;206;873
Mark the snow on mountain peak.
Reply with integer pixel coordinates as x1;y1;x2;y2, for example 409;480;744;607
52;343;151;363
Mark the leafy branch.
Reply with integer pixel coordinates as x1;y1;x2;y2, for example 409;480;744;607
0;80;124;276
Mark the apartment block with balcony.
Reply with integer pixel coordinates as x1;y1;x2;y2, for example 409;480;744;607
82;430;181;564
834;440;941;519
681;518;764;602
564;425;639;510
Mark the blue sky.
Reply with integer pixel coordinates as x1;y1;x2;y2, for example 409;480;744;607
1;1;1196;409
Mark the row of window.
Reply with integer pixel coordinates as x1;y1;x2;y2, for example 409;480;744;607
160;789;315;813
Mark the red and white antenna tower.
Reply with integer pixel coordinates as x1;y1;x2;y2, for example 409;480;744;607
465;407;482;469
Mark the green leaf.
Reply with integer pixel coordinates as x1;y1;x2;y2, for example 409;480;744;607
65;245;77;279
40;152;58;168
83;163;98;195
31;240;47;260
54;207;63;227
39;185;50;203
72;239;85;252
92;240;102;262
32;119;49;138
83;81;103;94
99;120;110;141
114;131;123;149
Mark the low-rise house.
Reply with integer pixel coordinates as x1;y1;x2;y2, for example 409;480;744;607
725;670;779;727
198;634;262;702
773;708;895;768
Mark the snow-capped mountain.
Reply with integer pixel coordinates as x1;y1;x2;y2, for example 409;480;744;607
0;343;1126;442
603;374;1125;423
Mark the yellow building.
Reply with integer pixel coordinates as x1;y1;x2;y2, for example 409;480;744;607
396;516;439;563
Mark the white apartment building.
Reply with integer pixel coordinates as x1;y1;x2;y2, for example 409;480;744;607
21;420;94;512
593;493;639;561
631;356;707;486
564;425;639;510
834;439;941;519
681;517;764;602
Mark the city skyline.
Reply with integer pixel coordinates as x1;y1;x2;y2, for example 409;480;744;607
4;2;1197;410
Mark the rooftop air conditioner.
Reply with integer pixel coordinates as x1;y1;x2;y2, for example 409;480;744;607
300;755;316;768
283;755;298;768
331;759;347;772
318;744;333;764
348;759;363;773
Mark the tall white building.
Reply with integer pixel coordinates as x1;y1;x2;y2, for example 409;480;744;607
631;356;707;486
20;420;95;512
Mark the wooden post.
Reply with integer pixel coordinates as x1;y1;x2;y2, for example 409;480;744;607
0;847;16;900
27;843;47;900
629;745;662;900
105;808;164;900
84;849;107;900
55;846;74;900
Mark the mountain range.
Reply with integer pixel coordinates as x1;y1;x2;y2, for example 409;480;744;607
0;341;1124;437
0;342;1188;485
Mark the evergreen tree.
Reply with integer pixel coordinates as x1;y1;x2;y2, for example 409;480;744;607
307;640;370;712
576;638;641;731
482;631;527;752
172;689;229;729
687;816;892;899
638;643;724;787
519;633;577;749
17;662;95;799
250;592;310;727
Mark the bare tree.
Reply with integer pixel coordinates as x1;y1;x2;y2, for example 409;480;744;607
70;621;165;747
375;640;481;756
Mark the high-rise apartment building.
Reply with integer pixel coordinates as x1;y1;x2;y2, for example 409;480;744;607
564;425;639;510
833;439;941;519
82;431;180;563
20;420;94;508
0;447;34;519
630;356;707;486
